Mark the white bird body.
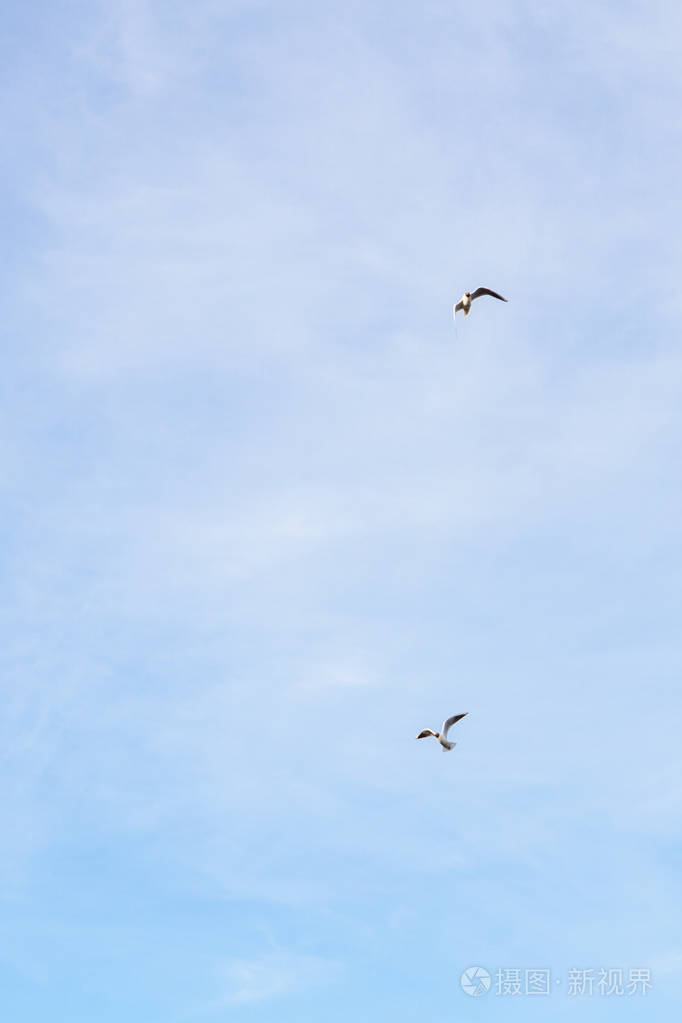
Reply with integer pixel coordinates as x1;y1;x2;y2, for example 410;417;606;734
416;713;468;752
454;287;507;319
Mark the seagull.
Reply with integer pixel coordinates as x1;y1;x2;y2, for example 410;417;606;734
416;712;468;751
454;287;507;319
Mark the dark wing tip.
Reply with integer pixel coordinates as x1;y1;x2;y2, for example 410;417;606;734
446;713;468;726
472;287;508;303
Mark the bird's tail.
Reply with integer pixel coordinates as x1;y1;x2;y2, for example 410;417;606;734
441;741;455;751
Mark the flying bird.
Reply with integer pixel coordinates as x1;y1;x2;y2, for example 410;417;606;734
454;287;508;319
416;712;468;751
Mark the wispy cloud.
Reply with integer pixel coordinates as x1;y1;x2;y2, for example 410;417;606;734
3;3;682;1021
218;949;340;1005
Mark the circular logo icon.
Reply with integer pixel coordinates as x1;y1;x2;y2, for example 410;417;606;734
460;965;491;997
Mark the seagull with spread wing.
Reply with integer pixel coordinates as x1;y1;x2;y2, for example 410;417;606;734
454;287;507;319
416;712;468;751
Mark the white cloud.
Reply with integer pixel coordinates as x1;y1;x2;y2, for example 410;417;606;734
3;3;682;1009
218;949;339;1005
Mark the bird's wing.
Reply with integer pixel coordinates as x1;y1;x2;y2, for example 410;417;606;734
416;729;437;739
453;300;464;317
441;712;468;739
470;287;507;303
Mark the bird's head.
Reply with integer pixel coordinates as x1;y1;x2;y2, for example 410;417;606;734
435;733;440;739
465;291;470;297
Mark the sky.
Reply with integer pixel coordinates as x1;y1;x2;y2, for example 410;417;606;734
2;1;682;1019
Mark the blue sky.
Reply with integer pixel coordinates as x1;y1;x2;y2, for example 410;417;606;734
3;1;682;1019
